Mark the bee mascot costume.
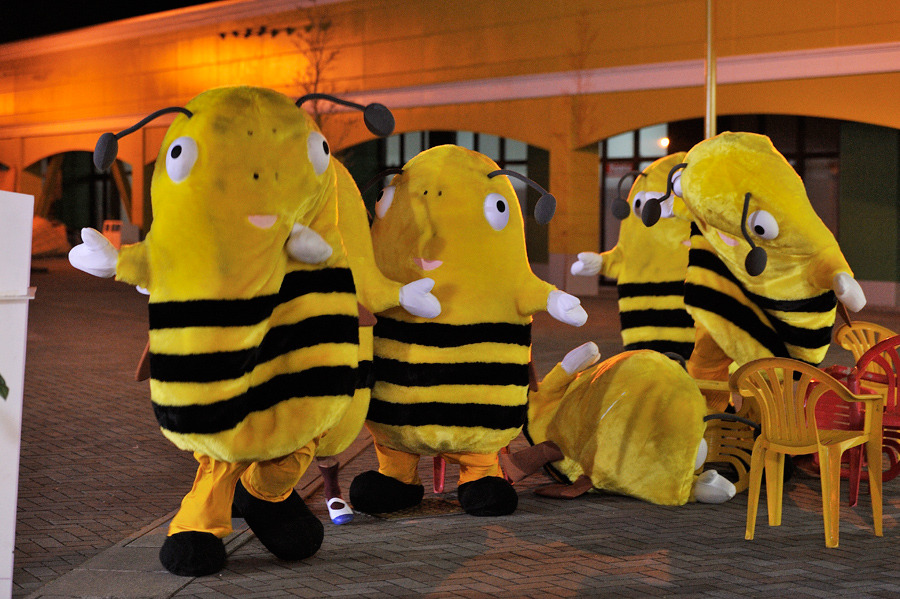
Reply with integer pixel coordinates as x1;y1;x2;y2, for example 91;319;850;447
501;342;736;505
570;153;695;360
68;86;407;576
639;132;867;412
349;144;588;517
313;161;441;525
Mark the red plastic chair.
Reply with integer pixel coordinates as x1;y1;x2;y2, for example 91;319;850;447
817;334;900;506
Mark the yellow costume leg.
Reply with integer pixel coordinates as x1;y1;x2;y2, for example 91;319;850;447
241;439;318;502
374;441;422;486
442;451;503;485
168;452;249;538
687;324;733;413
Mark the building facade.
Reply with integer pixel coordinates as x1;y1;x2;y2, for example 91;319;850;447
1;0;898;301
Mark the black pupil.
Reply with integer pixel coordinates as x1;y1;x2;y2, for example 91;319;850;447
635;199;642;208
171;145;182;159
497;201;506;213
754;225;765;235
322;140;329;155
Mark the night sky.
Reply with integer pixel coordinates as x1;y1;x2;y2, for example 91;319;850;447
0;1;220;44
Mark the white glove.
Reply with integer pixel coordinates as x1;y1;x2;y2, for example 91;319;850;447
833;272;866;313
286;223;333;264
570;251;602;276
398;278;441;318
547;290;588;327
694;469;736;504
68;228;118;278
560;341;600;375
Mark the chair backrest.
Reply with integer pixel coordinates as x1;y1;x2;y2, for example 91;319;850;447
849;333;900;416
833;321;898;362
730;358;853;449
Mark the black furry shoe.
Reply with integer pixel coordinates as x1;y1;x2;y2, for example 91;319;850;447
233;480;324;561
159;531;226;577
349;471;424;514
458;476;518;516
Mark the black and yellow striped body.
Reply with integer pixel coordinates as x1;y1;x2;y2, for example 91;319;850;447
617;280;694;358
368;316;532;456
684;223;837;367
147;261;359;463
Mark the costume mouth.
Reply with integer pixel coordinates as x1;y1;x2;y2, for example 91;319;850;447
248;215;278;229
414;258;443;271
718;231;739;247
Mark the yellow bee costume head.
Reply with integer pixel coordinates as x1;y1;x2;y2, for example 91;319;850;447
591;153;694;358
350;144;586;518
641;132;864;409
78;86;394;576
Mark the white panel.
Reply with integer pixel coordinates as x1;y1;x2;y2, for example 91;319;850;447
0;191;34;599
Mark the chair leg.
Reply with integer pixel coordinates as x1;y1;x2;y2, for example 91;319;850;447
847;446;863;508
818;447;842;548
745;445;766;541
764;451;784;527
865;439;884;537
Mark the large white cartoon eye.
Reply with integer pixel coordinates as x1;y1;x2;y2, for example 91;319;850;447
307;131;330;175
747;210;779;240
484;193;510;231
165;136;198;183
375;186;395;219
672;170;683;198
632;192;671;219
632;191;650;218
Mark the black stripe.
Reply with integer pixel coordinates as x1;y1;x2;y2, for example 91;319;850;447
617;281;686;298
684;282;789;358
357;360;374;390
149;314;359;383
767;318;834;352
690;243;837;313
367;396;526;430
149;268;355;330
153;365;357;435
375;318;531;348
150;295;278;329
624;340;695;359
280;267;356;296
747;289;837;314
689;247;740;286
375;357;529;387
619;308;694;330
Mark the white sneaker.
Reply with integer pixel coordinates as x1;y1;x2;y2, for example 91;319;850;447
326;497;354;525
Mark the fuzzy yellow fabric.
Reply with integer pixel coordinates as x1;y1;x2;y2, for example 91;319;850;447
367;145;556;461
600;153;694;357
115;86;358;463
679;132;851;368
315;162;407;458
527;350;706;506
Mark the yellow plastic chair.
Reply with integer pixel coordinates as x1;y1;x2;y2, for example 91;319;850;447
730;357;884;548
833;320;897;363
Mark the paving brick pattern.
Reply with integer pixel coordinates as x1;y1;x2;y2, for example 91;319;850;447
14;258;900;598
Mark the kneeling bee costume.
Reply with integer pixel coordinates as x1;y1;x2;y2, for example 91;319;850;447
518;344;735;506
69;86;396;576
349;144;587;517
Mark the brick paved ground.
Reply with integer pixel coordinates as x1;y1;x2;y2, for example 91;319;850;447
14;257;900;598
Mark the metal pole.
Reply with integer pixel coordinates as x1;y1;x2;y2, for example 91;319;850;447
705;0;717;139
